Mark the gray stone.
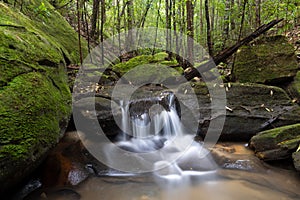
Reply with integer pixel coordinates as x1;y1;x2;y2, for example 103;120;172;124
177;82;300;141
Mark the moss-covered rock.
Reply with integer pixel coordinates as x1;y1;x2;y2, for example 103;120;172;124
0;1;86;193
250;124;300;161
234;36;298;84
112;52;181;78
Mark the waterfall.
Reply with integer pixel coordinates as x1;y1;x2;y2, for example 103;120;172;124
102;91;217;176
116;92;184;152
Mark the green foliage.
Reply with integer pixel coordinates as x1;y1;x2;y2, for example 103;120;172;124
34;2;51;18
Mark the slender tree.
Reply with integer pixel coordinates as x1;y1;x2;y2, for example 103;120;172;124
76;0;83;65
255;0;261;28
186;0;194;64
165;0;171;54
205;0;213;57
126;0;134;52
223;0;231;49
91;0;100;40
100;0;105;64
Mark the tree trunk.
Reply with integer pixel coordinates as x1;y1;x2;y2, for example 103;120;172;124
76;0;83;65
126;0;134;52
230;0;236;30
173;0;179;55
199;0;204;35
100;0;105;64
152;0;162;55
186;0;194;65
223;0;230;49
165;0;171;57
255;0;261;28
138;0;153;28
205;0;213;57
116;0;121;55
91;0;100;40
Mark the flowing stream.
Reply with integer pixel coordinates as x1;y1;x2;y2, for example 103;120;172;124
21;92;300;200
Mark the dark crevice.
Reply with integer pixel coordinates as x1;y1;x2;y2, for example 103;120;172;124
37;59;58;67
48;77;61;91
0;24;26;30
8;44;16;49
62;50;71;66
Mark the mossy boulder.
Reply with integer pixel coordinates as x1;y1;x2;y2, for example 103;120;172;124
177;82;300;141
112;52;181;78
234;36;298;84
250;124;300;161
0;1;86;193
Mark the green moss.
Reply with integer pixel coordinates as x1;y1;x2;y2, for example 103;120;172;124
0;1;77;190
112;53;180;77
112;55;154;76
152;52;168;62
234;36;298;83
0;1;87;64
119;63;182;85
252;123;300;150
0;71;71;160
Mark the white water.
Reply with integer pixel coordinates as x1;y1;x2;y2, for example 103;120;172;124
111;92;218;179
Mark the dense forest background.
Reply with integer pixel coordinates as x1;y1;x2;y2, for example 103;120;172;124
44;0;299;56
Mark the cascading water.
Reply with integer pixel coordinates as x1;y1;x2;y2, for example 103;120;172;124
116;92;185;153
110;91;218;181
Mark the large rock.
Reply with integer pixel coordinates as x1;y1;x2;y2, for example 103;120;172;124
177;82;300;141
234;36;298;84
249;124;300;161
287;71;300;104
292;149;300;171
0;1;86;194
74;82;300;142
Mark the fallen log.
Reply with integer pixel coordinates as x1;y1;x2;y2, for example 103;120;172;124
184;19;283;81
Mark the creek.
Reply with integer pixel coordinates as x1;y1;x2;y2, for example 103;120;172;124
15;92;300;200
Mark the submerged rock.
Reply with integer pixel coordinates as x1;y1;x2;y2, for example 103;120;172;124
234;35;298;84
250;124;300;161
0;1;87;194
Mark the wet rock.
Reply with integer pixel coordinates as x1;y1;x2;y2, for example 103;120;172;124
177;82;300;141
41;132;90;187
72;85;174;136
292;149;300;171
250;124;300;161
234;36;298;84
210;143;268;172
